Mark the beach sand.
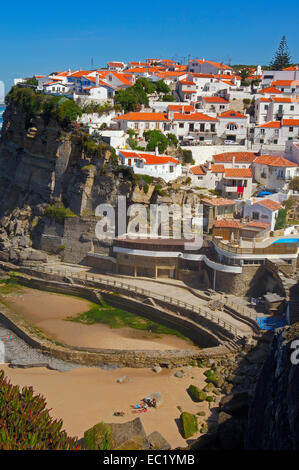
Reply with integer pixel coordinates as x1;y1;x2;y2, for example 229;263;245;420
3;288;197;350
1;364;217;449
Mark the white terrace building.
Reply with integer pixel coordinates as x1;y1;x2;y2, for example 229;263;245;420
243;198;281;231
253;154;299;192
200;96;230;113
254;119;299;146
113;112;170;136
119;150;181;182
255;96;299;124
187;59;233;75
217;110;249;144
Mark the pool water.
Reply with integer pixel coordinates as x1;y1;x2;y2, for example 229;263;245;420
272;238;299;244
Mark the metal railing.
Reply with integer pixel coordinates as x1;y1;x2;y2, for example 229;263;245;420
24;264;245;336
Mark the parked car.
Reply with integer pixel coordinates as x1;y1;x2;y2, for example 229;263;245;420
224;140;239;145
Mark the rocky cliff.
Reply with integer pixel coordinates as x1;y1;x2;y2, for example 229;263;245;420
245;324;299;449
0;89;202;265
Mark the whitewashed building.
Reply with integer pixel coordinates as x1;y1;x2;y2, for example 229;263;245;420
119;150;181;182
253;154;299;191
217;110;249;144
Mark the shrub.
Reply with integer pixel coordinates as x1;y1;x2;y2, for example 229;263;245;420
0;370;80;450
206;396;215;403
84;421;112;450
180;412;198;439
275;208;287;230
45;205;77;224
182;150;193;164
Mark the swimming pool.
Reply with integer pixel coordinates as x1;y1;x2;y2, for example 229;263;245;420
272;238;299;244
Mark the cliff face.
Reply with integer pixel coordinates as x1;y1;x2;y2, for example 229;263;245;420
0;101;132;263
245;325;299;450
0;98;198;265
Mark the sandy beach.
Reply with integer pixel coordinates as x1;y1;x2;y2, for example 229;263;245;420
1;363;216;448
2;288;197;351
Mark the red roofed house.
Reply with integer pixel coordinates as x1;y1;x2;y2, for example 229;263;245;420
187;59;233;76
253;154;299;191
170;111;218;143
113;112;170;136
217;110;249;144
201;96;230;113
201;197;236;231
221;167;253;199
119;150;182;182
244;198;281;230
107;62;126;71
189;162;225;190
213;151;256;168
177;78;197;102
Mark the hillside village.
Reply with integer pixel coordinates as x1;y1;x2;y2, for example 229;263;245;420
7;51;299;297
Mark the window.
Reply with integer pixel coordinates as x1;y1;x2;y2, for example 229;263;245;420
291;106;294;111
260;139;264;144
134;123;139;130
211;124;215;132
252;212;259;220
289;127;293;132
260;129;265;135
179;123;184;128
264;105;269;110
227;123;237;130
156;123;160;130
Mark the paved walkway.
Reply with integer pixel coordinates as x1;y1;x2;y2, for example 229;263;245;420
43;262;254;335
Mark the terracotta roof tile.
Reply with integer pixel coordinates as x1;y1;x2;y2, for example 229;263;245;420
224;168;252;178
114;112;169;122
213;152;256;163
253;199;281;211
190;165;206;175
214;220;242;229
201;198;236;206
253;155;297;167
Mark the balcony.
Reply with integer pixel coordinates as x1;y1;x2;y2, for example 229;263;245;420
223;186;238;193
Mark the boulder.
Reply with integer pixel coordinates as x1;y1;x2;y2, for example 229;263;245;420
117;375;126;384
84;418;151;450
180;412;198;439
175;370;184;378
152;365;162;374
219;392;250;417
148;431;171;450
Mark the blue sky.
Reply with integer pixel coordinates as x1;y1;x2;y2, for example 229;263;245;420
0;0;298;93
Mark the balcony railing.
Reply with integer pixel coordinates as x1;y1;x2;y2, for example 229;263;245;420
213;237;298;255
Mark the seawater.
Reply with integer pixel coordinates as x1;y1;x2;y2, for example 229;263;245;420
0;105;5;129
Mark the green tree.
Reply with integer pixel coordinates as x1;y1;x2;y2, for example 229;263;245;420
270;36;292;70
156;80;170;94
289;177;299;192
143;130;169;153
275;208;287;230
162;94;175;102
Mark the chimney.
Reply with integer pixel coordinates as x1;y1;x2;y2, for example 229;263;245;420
155;146;159;156
96;72;99;86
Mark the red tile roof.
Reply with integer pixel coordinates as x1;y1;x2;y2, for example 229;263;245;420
258;86;282;94
201;198;235;206
244;221;270;229
213;152;256;163
281;119;299;126
257;121;281;128
194;59;232;70
211;164;225;173
253;155;297;167
120;150;178;165
272;80;299;87
190;165;206;175
218;110;247;119
203;96;229;103
259;98;271;102
224;168;252;178
168;104;194;112
173;112;218;121
214;220;242;229
253;199;281;211
114;112;169;122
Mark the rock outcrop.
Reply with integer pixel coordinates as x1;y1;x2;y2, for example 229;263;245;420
245;324;299;450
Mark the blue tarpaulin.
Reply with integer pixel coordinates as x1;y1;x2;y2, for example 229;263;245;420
256;316;286;330
257;191;273;197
